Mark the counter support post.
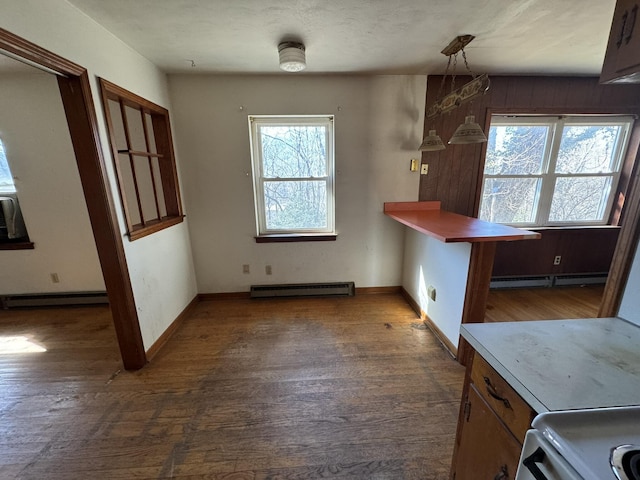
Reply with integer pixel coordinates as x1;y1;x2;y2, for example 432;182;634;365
458;241;497;367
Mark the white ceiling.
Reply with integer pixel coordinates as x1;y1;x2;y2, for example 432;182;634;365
65;0;616;76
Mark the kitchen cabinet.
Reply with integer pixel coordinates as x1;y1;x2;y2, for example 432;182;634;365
451;317;640;479
451;353;535;480
601;0;640;83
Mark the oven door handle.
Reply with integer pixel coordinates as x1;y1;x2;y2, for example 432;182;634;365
522;447;550;480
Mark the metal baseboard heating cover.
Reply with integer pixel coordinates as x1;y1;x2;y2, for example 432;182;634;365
250;282;355;299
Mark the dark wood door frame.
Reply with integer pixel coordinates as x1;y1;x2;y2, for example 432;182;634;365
0;27;147;370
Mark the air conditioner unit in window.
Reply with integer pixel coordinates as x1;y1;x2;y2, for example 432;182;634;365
0;194;28;240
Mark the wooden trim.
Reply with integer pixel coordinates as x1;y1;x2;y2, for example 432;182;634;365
400;287;457;358
99;77;184;239
0;27;147;370
255;234;337;243
0;27;84;76
100;78;169;114
423;313;457;358
58;73;146;370
145;295;199;361
400;286;421;316
600;148;640;316
355;286;402;295
458;241;497;367
199;292;251;301
0;241;34;250
128;215;184;241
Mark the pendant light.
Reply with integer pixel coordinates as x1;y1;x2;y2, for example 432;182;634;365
448;115;487;144
419;35;490;150
419;130;446;151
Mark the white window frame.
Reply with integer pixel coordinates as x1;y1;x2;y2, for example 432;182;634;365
248;115;335;236
0;138;17;195
479;115;634;227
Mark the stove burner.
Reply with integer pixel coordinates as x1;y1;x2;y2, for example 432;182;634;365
611;445;640;480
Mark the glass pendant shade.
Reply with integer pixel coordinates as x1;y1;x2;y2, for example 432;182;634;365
448;115;488;144
419;130;446;151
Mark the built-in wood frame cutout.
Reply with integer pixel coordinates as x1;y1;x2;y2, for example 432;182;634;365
99;79;184;241
0;27;146;370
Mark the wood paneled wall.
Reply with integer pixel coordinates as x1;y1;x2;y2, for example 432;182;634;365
419;76;640;218
492;227;620;277
419;76;640;278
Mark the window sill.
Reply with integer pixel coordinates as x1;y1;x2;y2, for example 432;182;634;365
255;234;337;243
0;241;34;250
128;216;184;241
527;225;621;231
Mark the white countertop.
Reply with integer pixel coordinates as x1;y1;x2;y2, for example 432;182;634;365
461;317;640;413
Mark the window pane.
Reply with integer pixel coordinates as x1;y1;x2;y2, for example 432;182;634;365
484;125;549;175
479;177;540;224
0;140;16;193
264;180;327;230
556;125;622;174
260;125;327;178
549;176;612;223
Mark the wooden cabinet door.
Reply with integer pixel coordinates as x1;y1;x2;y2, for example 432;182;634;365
452;385;523;480
601;0;640;83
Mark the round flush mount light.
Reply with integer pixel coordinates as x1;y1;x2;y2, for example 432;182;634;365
278;41;306;72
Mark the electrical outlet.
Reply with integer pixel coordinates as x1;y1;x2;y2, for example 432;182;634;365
553;256;562;265
242;264;250;274
50;273;60;283
265;265;272;275
421;164;429;175
427;285;436;301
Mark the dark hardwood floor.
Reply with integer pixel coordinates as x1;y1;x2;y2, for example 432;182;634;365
0;294;465;479
485;284;604;322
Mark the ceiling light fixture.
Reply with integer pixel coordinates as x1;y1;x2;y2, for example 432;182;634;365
278;41;306;72
419;35;490;151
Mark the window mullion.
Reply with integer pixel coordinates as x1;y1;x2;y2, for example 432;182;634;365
536;119;564;226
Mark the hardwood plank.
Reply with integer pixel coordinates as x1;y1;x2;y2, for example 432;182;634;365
0;295;465;479
485;285;603;322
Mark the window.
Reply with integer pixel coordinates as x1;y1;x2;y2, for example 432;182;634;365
0;138;31;247
479;115;633;227
99;78;184;241
248;115;335;240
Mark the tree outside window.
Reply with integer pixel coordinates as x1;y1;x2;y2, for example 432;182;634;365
249;116;335;237
479;116;633;227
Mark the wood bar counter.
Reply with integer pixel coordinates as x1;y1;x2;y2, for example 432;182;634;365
384;201;540;365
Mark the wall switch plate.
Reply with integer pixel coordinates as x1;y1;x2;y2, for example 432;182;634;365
265;265;272;275
242;264;250;274
421;164;429;175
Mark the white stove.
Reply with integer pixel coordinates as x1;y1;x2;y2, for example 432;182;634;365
516;406;640;480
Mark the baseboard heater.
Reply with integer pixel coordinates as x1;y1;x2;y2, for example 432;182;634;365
250;282;355;299
554;273;608;286
490;273;607;289
0;291;109;309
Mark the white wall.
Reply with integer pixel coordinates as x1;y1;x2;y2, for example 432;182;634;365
168;75;424;292
618;241;640;326
0;0;198;350
0;73;104;294
402;229;471;349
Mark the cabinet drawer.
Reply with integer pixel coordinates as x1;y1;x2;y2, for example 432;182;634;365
470;354;535;441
